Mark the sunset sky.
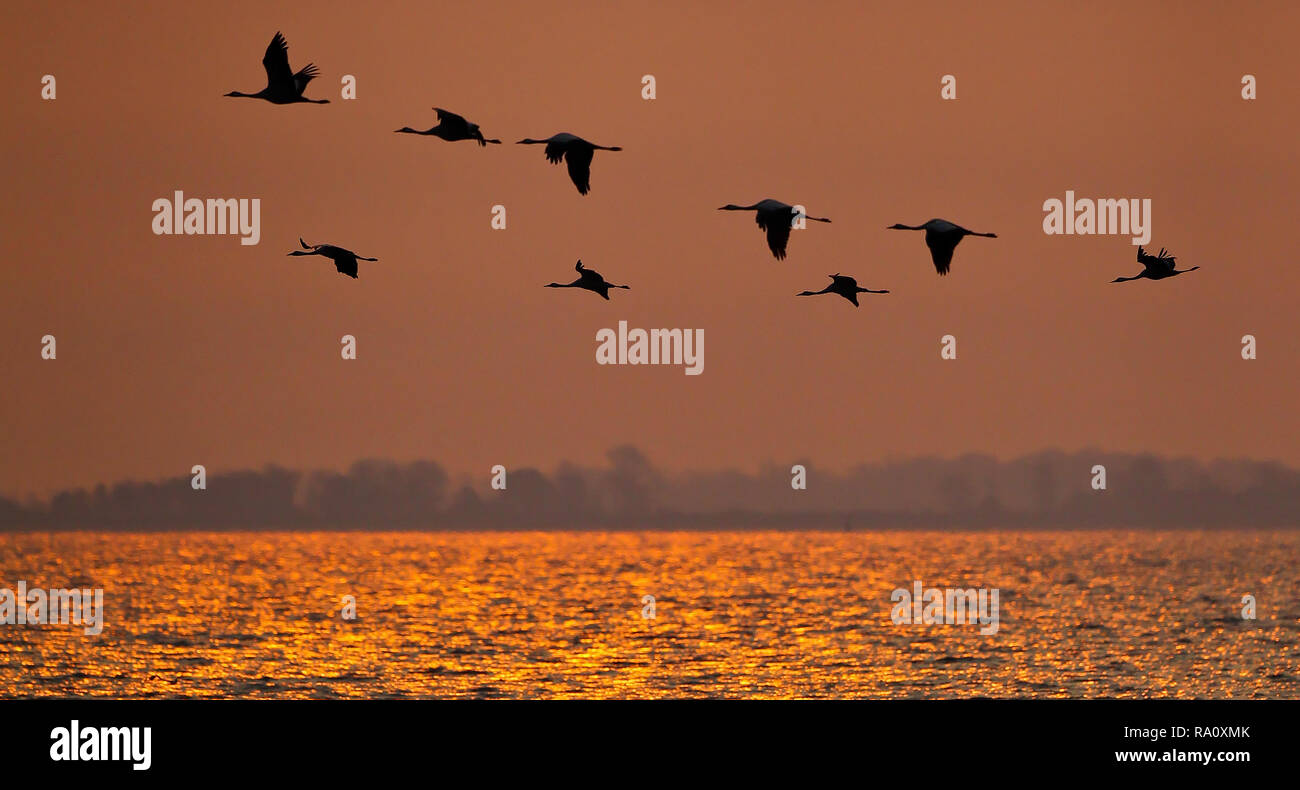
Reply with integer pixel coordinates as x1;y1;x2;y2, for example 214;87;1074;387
2;0;1297;498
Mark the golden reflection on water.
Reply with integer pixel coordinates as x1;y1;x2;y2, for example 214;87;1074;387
1;531;1297;698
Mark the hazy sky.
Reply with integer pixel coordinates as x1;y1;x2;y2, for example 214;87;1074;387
2;0;1297;497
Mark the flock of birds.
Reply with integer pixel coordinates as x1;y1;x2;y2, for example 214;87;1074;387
230;32;1198;301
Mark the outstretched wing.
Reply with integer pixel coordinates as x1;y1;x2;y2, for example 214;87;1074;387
579;267;604;289
333;255;359;278
544;140;565;164
262;32;295;92
1137;246;1176;272
293;64;319;94
925;231;962;275
757;210;792;260
565;145;594;195
434;108;471;132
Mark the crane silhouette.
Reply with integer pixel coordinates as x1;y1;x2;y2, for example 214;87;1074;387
887;218;996;275
718;199;831;260
1112;246;1200;282
797;274;889;307
287;238;378;279
545;260;629;300
517;133;622;195
225;32;329;105
395;108;501;146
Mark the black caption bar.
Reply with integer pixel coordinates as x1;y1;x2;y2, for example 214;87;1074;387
2;699;1288;779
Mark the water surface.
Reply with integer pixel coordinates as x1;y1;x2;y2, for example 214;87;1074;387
1;530;1296;698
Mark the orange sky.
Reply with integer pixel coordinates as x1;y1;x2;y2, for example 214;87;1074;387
2;0;1297;497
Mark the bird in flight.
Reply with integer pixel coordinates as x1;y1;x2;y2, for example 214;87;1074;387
718;199;831;260
225;32;329;105
887;218;996;275
545;260;629;300
517;133;622;195
797;274;889;307
1111;246;1200;283
287;239;378;279
395;108;501;146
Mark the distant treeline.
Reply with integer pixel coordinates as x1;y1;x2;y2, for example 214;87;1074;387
2;447;1297;530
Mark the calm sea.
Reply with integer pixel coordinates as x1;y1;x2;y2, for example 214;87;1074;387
1;530;1296;698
